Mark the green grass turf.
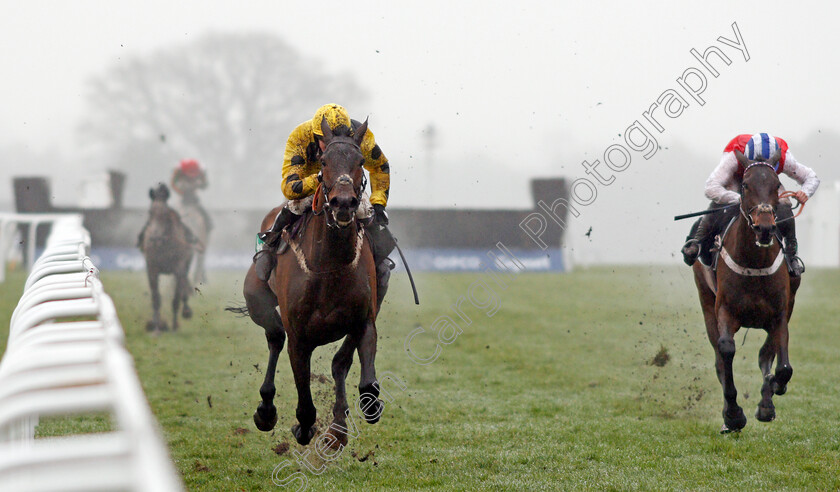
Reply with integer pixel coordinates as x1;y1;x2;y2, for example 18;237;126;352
1;265;839;491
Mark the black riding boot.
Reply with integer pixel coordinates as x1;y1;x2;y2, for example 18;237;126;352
777;203;805;277
253;207;296;282
681;215;712;266
366;221;397;311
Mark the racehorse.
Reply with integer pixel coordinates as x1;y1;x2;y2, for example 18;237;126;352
238;117;384;447
692;150;801;433
139;183;195;333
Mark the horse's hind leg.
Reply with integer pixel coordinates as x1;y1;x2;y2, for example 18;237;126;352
322;336;357;448
756;331;778;422
716;307;747;432
254;324;286;432
357;320;384;424
288;340;317;445
243;265;286;432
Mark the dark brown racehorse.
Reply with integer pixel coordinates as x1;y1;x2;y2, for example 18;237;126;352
240;117;383;447
140;183;194;333
692;150;800;432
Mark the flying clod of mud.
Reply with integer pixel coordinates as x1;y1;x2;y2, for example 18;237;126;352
649;345;670;367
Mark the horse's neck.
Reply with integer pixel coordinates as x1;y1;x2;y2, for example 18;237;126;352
726;215;780;268
308;215;360;267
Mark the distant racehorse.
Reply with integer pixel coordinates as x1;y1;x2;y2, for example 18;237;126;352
692;150;801;433
139;183;195;333
235;117;384;448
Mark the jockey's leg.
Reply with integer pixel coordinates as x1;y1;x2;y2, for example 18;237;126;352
681;201;731;266
253;198;308;282
777;203;804;277
682;214;712;266
359;194;396;311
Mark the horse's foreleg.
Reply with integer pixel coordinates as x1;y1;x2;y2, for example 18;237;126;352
322;336;357;448
146;269;164;333
716;307;746;432
180;264;193;320
254;326;286;432
172;272;187;332
756;331;778;422
288;340;317;445
196;252;207;284
771;319;793;396
356;320;383;424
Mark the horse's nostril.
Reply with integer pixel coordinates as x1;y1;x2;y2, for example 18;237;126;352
329;197;340;208
350;198;360;210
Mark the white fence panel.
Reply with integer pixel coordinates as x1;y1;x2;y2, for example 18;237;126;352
0;215;183;492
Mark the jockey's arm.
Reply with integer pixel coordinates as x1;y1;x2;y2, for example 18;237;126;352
360;129;391;208
781;150;820;203
704;152;741;204
281;124;320;200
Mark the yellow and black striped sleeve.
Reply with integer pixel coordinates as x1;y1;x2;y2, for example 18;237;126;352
360;129;390;207
281;122;321;200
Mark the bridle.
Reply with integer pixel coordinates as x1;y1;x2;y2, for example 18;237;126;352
739;162;782;248
315;139;368;229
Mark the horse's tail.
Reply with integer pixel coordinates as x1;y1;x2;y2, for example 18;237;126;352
225;304;250;317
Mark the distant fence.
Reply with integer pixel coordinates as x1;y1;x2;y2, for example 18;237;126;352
0;215;182;491
87;247;569;272
0;212;79;283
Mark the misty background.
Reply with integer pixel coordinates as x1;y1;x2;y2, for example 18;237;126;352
2;1;839;264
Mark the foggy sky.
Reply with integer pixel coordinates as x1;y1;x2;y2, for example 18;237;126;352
2;1;839;264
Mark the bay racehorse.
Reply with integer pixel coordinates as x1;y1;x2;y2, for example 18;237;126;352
238;117;384;447
692;149;801;432
139;183;195;333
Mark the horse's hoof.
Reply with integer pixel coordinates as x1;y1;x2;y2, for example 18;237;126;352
723;407;747;432
160;322;170;332
360;395;384;424
145;321;156;332
755;403;776;422
322;427;348;449
253;405;278;432
182;306;193;319
773;366;793;395
720;424;741;434
291;424;317;446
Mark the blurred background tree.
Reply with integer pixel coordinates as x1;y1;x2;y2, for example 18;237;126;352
78;32;367;208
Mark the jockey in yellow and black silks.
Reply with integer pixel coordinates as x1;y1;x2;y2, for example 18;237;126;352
253;104;396;303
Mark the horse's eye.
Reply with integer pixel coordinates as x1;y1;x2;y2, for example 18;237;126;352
742;183;749;191
359;158;365;167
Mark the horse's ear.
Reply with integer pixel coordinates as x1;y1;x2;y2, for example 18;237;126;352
354;117;369;146
320;116;334;142
734;149;750;168
768;150;781;168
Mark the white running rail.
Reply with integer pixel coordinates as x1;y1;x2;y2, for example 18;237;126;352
0;214;183;491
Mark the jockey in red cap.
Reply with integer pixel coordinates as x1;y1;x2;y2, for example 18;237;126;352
681;133;820;277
